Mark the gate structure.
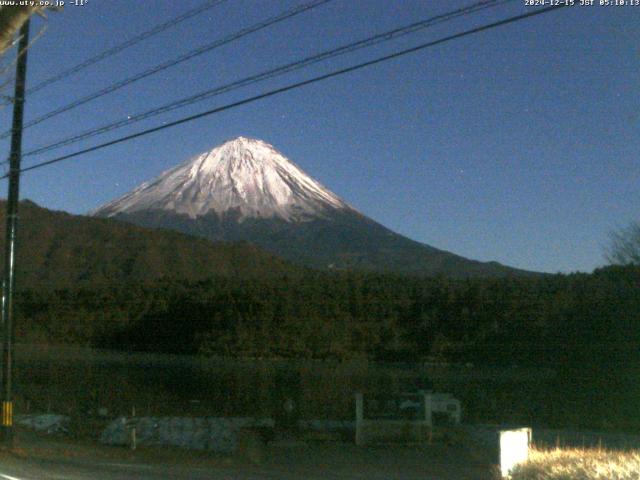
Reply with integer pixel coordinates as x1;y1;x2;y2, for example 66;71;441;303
355;392;433;446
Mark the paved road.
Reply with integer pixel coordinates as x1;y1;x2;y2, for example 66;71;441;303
1;457;243;480
0;441;496;479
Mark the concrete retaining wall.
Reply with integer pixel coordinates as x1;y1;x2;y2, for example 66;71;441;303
99;417;357;452
15;414;69;434
100;416;274;453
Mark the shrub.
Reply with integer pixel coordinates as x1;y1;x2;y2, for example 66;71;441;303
510;447;640;480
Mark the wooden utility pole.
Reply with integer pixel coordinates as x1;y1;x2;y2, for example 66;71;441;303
1;17;30;447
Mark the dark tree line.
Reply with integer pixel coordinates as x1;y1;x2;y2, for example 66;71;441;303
14;265;640;369
12;265;640;430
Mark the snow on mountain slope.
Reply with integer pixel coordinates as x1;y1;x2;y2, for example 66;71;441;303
92;137;536;277
94;137;351;222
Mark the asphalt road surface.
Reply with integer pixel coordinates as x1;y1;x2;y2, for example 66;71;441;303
0;446;492;480
0;432;497;479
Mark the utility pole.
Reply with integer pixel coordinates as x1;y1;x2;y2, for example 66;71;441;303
1;18;30;448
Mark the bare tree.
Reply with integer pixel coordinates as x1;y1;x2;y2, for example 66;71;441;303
606;221;640;266
0;6;60;107
0;6;43;56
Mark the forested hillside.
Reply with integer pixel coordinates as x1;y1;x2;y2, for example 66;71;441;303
15;266;639;368
11;256;639;430
0;200;301;287
4;200;639;430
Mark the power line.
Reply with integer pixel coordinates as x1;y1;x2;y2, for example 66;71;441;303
21;0;229;97
21;0;512;159
2;4;567;180
0;0;333;141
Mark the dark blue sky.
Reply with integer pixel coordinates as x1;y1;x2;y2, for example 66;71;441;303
0;0;638;273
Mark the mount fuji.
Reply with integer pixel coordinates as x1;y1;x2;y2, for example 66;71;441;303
93;137;532;277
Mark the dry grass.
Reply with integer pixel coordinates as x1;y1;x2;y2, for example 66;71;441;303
510;447;640;480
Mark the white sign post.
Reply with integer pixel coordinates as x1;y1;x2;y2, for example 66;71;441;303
499;427;531;477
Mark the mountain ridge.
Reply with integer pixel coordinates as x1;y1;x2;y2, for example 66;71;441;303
94;137;539;278
0;200;300;289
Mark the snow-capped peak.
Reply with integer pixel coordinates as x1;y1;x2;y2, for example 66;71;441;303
93;137;351;222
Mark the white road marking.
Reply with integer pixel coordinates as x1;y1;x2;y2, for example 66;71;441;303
0;473;24;480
